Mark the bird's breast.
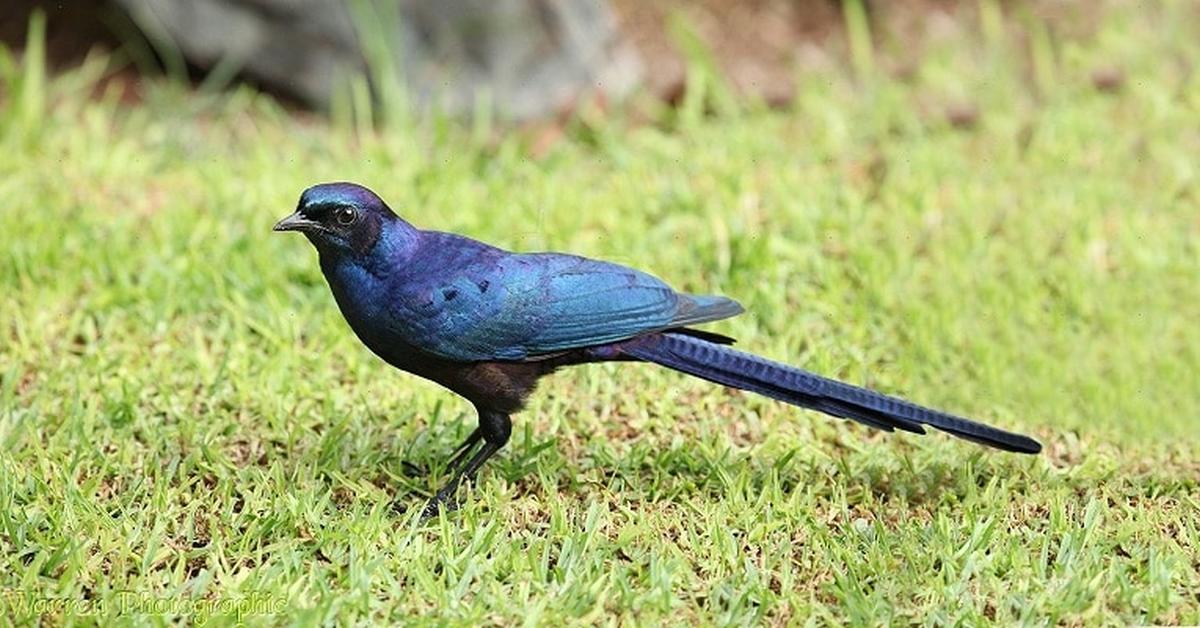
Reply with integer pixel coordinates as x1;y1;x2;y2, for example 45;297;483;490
323;260;413;359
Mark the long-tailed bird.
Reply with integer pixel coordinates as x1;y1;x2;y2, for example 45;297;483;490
274;182;1041;517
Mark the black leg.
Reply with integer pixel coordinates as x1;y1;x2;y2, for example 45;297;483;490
421;410;511;520
420;441;499;520
444;427;482;474
398;426;481;478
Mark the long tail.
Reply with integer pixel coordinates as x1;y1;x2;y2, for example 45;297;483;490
619;331;1041;454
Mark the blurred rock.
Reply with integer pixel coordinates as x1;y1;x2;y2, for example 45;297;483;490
115;0;641;120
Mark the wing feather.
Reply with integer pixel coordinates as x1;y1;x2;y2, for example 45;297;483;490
393;249;741;361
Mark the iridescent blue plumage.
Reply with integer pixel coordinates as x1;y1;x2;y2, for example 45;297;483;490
275;182;1042;517
381;234;744;361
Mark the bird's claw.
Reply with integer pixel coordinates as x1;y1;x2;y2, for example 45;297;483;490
419;492;461;521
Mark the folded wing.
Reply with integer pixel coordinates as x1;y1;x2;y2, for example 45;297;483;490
392;249;742;361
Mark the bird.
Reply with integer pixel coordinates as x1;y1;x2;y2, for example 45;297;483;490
274;182;1042;518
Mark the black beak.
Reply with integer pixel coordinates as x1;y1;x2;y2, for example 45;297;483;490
273;212;318;233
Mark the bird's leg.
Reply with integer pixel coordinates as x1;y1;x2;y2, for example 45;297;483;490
444;427;482;473
399;426;481;478
421;411;511;520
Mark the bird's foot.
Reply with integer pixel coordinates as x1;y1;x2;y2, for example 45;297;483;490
419;481;468;521
419;496;456;521
417;440;503;521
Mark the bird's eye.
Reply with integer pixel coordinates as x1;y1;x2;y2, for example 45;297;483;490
334;207;357;225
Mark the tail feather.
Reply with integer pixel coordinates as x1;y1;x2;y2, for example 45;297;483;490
621;331;1042;454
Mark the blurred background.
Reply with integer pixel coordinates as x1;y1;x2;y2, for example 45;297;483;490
1;0;1132;123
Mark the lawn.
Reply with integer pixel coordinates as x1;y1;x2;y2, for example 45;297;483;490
1;2;1198;625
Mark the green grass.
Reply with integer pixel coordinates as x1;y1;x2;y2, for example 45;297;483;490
2;2;1199;625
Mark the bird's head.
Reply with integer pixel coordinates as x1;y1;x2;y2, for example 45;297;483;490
273;182;404;257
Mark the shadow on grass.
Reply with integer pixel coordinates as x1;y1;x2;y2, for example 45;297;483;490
361;424;1041;514
289;413;1191;524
